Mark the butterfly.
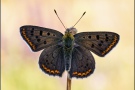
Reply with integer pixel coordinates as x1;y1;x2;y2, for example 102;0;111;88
20;10;119;78
20;25;119;78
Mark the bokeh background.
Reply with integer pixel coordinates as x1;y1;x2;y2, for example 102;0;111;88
1;0;134;90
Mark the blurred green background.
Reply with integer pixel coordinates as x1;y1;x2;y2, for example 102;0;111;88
1;0;134;90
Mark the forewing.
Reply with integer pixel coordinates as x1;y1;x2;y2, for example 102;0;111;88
39;45;65;77
69;46;95;78
20;25;63;52
74;32;119;57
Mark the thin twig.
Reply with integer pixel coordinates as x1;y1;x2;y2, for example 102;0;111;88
67;76;71;90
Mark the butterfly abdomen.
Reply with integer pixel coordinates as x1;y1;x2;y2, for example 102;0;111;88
63;33;74;71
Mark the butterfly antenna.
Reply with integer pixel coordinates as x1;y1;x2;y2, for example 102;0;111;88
54;9;67;29
73;11;86;27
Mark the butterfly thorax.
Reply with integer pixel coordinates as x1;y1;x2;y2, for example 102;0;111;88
63;28;76;71
63;33;74;48
63;27;77;49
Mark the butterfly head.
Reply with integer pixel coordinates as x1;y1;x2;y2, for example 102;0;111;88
65;27;77;35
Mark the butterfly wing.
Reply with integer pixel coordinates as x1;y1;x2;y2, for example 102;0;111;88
69;46;95;78
39;45;65;77
74;32;119;57
20;25;63;52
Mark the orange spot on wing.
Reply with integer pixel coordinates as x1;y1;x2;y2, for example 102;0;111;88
51;70;55;74
55;70;60;73
47;69;50;72
73;72;77;75
22;29;35;50
78;73;81;76
72;69;91;76
42;64;60;74
102;35;118;55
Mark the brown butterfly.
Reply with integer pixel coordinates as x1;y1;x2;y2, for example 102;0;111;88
20;10;119;78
